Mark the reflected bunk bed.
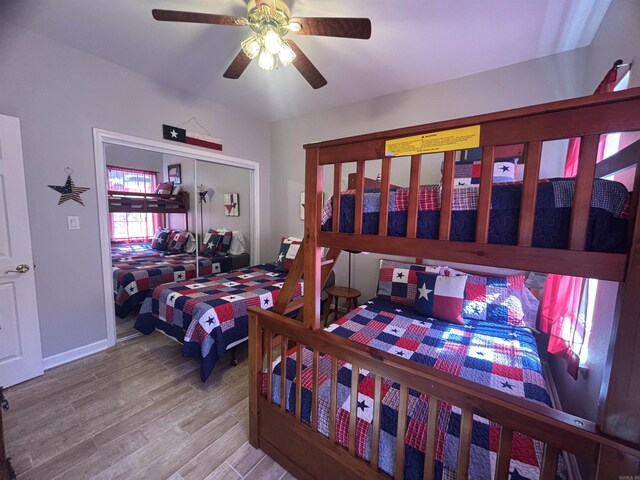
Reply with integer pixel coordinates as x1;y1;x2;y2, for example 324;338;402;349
108;189;190;261
248;87;640;479
107;189;190;228
108;189;234;317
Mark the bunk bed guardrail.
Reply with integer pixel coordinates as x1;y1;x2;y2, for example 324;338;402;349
107;189;190;214
248;87;640;478
248;309;640;480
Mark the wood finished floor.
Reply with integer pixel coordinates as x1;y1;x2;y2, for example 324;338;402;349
4;332;295;480
115;313;140;339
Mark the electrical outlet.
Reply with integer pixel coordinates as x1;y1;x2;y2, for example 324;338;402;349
67;216;80;230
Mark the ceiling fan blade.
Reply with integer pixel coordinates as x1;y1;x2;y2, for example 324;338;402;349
152;9;247;26
287;40;327;89
288;17;371;39
223;50;252;79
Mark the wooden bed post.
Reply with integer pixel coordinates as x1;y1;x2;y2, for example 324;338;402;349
248;311;263;448
303;147;323;330
598;159;640;451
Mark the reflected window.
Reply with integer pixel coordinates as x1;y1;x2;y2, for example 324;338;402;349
107;165;160;243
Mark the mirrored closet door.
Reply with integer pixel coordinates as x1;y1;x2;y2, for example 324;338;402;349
105;145;257;341
194;159;252;275
105;144;196;340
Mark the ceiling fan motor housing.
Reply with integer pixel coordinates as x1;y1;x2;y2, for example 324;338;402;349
247;0;292;36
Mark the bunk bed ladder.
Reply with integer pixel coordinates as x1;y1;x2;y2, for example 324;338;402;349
272;240;341;320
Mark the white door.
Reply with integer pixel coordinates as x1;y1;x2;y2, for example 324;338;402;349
0;114;43;387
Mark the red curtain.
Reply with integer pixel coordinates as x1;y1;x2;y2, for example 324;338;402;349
540;275;584;378
562;64;620;177
541;63;620;379
107;166;160;243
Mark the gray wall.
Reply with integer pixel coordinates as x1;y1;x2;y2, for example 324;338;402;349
0;23;270;358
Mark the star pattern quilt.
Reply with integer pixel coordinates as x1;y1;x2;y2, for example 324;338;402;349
113;253;232;318
321;178;629;253
136;264;303;381
268;297;561;480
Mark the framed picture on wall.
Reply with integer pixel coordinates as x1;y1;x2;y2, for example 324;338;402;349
224;193;239;216
167;164;182;184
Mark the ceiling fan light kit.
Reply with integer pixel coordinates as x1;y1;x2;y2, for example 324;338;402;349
242;0;297;71
152;0;371;89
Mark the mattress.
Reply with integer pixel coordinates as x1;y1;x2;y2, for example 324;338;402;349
112;253;232;318
321;178;629;253
268;297;562;480
135;264;303;381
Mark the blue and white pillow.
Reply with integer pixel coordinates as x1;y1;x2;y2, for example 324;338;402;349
203;229;233;255
275;236;302;272
167;230;189;253
376;260;443;306
151;228;171;251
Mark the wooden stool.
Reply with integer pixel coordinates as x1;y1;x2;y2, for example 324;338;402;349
323;285;361;327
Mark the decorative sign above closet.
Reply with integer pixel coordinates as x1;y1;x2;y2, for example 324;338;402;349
162;122;223;151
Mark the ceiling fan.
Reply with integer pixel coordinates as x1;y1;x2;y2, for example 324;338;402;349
152;0;371;89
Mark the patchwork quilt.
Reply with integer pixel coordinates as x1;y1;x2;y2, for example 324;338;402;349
269;298;560;480
321;178;629;252
113;253;232;318
136;264;303;381
110;242;160;260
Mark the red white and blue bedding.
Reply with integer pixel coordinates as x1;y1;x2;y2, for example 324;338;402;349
321;178;629;253
269;297;559;480
136;264;303;381
110;242;161;260
113;253;232;318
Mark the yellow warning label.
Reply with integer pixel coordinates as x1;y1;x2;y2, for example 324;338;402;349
384;125;481;157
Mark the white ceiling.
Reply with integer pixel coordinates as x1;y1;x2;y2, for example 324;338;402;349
1;0;612;122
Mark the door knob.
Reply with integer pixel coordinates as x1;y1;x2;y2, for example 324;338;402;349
5;264;30;274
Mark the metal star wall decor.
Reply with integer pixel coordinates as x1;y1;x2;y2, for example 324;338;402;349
48;170;90;206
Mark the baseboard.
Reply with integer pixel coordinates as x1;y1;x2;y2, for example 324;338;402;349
542;361;563;409
542;361;582;480
43;338;110;370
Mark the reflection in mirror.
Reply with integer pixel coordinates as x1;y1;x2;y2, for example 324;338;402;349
105;144;195;340
194;159;252;277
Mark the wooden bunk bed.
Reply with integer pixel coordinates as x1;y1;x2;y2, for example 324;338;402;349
247;87;640;479
107;189;190;231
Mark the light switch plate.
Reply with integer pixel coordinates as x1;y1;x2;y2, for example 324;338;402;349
67;216;80;230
